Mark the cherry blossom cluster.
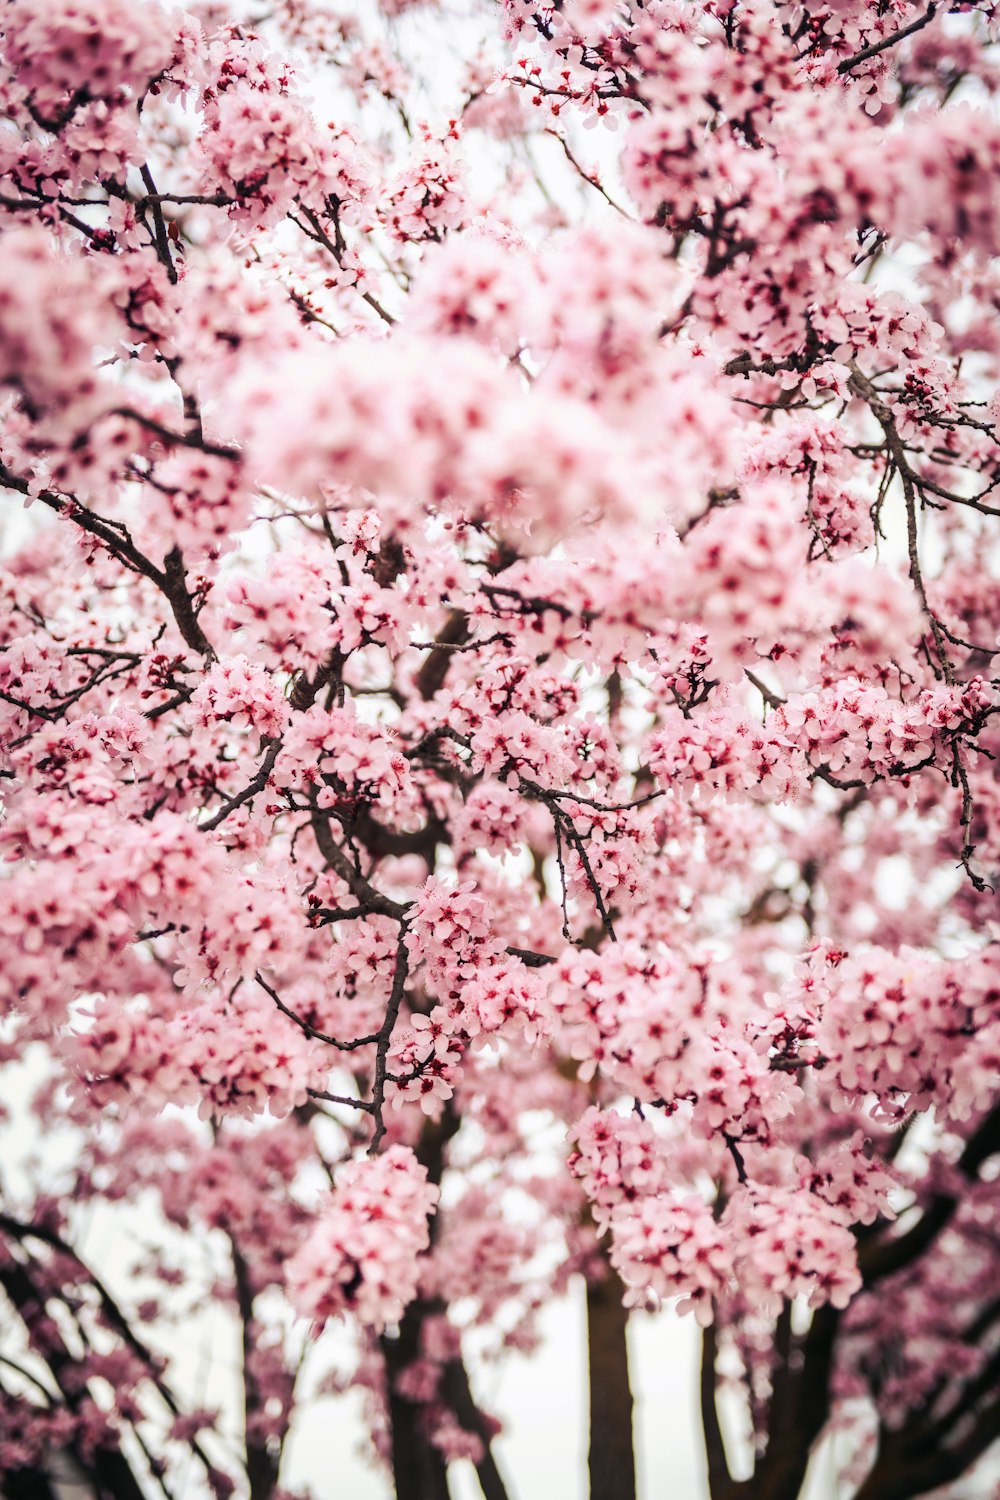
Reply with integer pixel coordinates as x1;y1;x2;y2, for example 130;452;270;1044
197;37;371;231
0;229;121;440
1;0;185;125
190;655;289;742
649;677;997;802
403;876;549;1051
573;1119;867;1323
279;701;411;811
69;985;328;1120
551;944;795;1144
287;1146;439;1332
568;1106;677;1234
1;0;999;1494
806;944;1000;1121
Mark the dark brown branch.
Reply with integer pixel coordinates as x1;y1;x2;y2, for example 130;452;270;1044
505;943;557;968
847;366;953;683
138;164;177;284
764;1301;795;1462
6;470;217;658
306;1086;373;1113
0;1215;217;1484
414;610;469;702
368;935;411;1155
751;1305;841;1499
950;740;992;893
229;1238;279;1500
441;1353;513;1500
860;1105;1000;1283
114;408;239;462
724;1134;748;1184
288;647;344;711
836;5;937;74
199;740;282;832
295;205;396;326
139;191;233;207
309;806;411;921
543;128;632;217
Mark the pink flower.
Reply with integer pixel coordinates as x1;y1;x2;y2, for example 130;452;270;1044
287;1147;439;1332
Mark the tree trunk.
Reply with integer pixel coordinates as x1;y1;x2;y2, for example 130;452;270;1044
1;1463;59;1500
586;1259;636;1500
382;1309;451;1500
441;1353;512;1500
230;1239;280;1500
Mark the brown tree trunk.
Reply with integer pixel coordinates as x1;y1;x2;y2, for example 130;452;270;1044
230;1239;280;1500
381;1104;512;1500
701;1320;735;1500
382;1307;451;1500
586;1258;636;1500
698;1303;841;1500
441;1353;512;1500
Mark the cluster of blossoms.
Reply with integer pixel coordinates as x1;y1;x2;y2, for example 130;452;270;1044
723;1186;864;1314
551;944;796;1144
775;679;998;787
197;39;372;231
608;1184;864;1324
190;655;289;742
569;1107;677;1232
279;701;411;810
381;132;465;243
236;334;665;540
807;945;1000;1122
1;0;999;1496
137;450;252;562
69;986;328;1120
0;230;121;439
609;1191;730;1325
649;677;998;803
1;0;183;123
286;1146;439;1333
571;1106;893;1322
395;876;551;1098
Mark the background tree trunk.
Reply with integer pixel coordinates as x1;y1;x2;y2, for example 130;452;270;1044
382;1308;451;1500
586;1256;636;1500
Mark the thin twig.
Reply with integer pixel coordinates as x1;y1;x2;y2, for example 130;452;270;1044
255;973;380;1051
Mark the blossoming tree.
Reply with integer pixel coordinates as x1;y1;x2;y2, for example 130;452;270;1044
1;0;999;1496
